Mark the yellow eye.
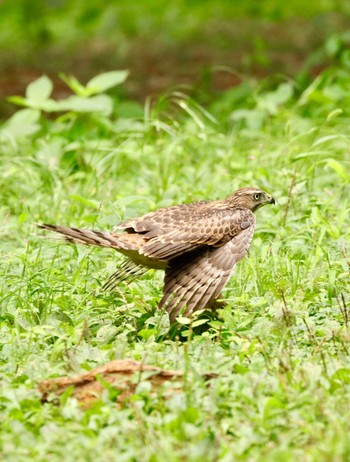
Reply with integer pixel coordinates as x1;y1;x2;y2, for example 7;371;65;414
254;193;261;201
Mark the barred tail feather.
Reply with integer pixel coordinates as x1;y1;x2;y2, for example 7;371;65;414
38;224;128;250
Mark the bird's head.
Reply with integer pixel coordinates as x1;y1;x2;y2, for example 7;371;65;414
226;187;275;212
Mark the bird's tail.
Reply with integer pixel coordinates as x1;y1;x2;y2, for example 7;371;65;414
38;224;131;251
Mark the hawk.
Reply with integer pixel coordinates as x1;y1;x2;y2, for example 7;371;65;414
39;187;275;323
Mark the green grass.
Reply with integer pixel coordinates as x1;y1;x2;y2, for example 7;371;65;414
0;68;350;461
2;0;349;49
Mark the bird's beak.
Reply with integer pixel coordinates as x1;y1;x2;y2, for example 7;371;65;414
267;195;275;205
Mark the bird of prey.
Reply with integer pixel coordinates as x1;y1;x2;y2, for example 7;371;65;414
39;187;275;323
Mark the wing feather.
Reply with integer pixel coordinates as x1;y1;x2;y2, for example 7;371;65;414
160;226;255;323
102;260;149;291
139;208;255;260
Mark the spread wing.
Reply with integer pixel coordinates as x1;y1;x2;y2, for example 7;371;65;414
159;225;256;323
119;204;255;261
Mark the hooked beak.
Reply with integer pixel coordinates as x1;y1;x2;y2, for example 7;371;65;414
267;195;275;205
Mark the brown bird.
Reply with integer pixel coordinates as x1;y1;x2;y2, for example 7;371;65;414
39;187;275;323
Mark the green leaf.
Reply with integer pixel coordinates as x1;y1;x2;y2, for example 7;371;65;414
257;82;293;114
312;135;341;147
96;325;119;344
1;109;41;139
51;311;74;326
60;73;87;96
325;35;342;57
70;195;101;209
115;101;144;118
7;95;28;107
291;151;324;161
57;95;113;115
298;74;324;106
230;108;265;130
191;318;208;328
327;108;343;121
86;70;129;95
262;397;285;420
25;75;53;101
233;364;249;374
325;158;349;181
18;212;28;225
332;368;350;384
28;99;61;112
341;49;350;69
112;119;145;133
8;95;60;112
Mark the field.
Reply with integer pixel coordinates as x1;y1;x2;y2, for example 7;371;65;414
0;65;350;461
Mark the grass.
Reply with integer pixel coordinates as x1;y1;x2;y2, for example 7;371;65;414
0;67;350;461
2;0;349;49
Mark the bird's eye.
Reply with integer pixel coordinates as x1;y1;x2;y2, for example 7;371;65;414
254;193;261;201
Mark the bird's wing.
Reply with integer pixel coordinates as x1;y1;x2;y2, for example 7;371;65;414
118;201;211;233
102;259;149;291
127;206;255;260
159;225;256;323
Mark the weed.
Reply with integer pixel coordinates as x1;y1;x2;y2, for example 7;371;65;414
0;68;349;461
